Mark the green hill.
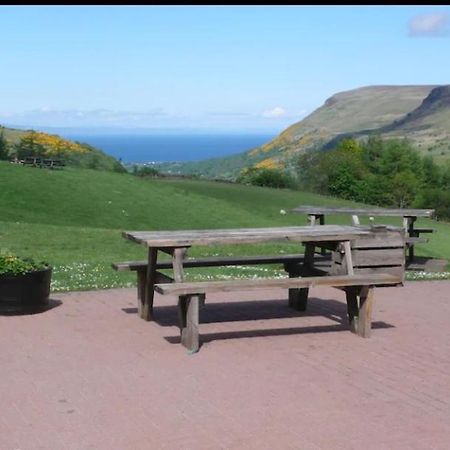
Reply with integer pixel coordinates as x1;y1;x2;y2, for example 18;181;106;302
0;162;449;291
0;124;125;172
156;85;450;179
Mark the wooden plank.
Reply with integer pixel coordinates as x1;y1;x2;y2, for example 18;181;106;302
334;248;406;266
112;254;309;272
292;206;435;217
347;266;405;281
352;231;406;249
411;228;435;234
343;241;354;276
154;273;400;296
406;237;428;244
122;225;371;248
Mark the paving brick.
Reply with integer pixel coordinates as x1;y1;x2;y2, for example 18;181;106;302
1;281;450;449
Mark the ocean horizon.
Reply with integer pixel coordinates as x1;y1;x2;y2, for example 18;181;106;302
62;133;275;164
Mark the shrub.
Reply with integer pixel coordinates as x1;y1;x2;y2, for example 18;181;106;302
0;254;48;276
135;166;160;177
237;167;296;189
414;189;450;221
0;131;9;160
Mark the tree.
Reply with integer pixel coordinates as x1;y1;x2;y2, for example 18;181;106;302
14;132;46;159
388;170;420;208
0;131;9;160
415;188;450;220
421;155;441;189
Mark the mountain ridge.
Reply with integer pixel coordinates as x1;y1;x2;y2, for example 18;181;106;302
155;84;449;179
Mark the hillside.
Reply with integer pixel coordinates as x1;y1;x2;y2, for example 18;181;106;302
156;85;450;179
0;124;125;172
378;85;450;159
0;162;449;291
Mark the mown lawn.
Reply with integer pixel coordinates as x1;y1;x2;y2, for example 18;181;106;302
1;162;449;291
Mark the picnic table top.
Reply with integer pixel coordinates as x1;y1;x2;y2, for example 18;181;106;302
291;206;435;217
123;225;372;248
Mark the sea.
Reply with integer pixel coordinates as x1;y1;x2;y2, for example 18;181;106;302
62;133;275;164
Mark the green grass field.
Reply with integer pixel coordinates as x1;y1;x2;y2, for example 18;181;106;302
1;161;449;291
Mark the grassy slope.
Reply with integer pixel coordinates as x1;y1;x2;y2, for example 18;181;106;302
1;124;123;171
1;162;449;291
280;85;435;138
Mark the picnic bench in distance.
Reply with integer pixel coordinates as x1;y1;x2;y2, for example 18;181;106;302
291;206;435;263
114;224;405;353
22;156;65;170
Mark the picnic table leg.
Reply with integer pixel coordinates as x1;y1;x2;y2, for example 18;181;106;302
178;294;203;353
142;247;158;321
287;262;302;308
306;214;327;255
403;216;417;263
351;215;360;226
172;248;189;315
318;215;327;255
136;267;146;318
356;286;374;338
346;286;374;338
343;241;354;276
289;243;314;311
172;247;203;352
345;287;358;333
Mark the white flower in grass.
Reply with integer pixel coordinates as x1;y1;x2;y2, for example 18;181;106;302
280;209;286;215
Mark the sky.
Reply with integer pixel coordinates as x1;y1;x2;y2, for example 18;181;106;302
0;5;449;133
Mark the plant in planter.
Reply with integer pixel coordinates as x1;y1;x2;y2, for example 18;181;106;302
0;254;52;314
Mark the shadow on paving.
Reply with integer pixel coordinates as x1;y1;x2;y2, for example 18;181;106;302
164;320;394;346
0;298;63;316
122;297;395;343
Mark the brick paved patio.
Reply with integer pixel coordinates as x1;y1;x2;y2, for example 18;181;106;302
1;281;450;449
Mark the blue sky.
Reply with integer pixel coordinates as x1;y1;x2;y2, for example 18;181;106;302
0;5;449;133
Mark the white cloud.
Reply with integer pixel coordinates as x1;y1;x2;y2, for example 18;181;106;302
409;11;450;37
262;106;287;118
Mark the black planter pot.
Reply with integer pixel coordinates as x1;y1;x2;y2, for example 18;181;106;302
0;267;52;314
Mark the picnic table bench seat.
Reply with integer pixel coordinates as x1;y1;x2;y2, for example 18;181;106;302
112;254;332;292
112;254;317;272
411;228;435;234
155;273;401;352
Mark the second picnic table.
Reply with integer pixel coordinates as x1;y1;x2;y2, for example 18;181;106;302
291;206;435;262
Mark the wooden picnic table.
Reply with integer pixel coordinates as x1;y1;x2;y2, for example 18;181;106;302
121;225;404;352
291;206;435;262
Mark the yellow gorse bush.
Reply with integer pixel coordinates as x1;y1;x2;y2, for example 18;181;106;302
26;131;88;155
254;157;284;170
